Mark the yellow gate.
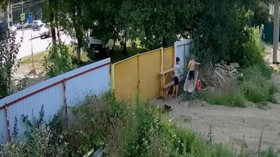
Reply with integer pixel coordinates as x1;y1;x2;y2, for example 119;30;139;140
112;47;175;101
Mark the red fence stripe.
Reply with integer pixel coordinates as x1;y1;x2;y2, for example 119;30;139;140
0;62;110;110
5;104;11;141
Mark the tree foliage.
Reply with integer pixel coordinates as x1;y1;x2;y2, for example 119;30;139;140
39;0;269;64
192;0;252;63
192;0;268;66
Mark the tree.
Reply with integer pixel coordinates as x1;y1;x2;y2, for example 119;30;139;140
191;0;252;64
241;0;269;24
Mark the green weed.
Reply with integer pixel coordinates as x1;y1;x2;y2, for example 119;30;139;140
206;91;246;107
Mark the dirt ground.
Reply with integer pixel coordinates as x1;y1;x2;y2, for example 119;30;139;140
11;62;47;90
151;96;280;152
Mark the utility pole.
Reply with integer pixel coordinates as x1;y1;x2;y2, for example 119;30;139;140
10;4;13;26
273;0;279;64
21;1;24;36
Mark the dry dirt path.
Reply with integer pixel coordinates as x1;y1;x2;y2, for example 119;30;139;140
151;98;280;153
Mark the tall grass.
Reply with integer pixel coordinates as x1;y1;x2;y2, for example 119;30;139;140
240;63;277;104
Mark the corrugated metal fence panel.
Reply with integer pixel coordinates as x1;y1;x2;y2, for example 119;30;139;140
7;83;64;141
0;77;64;143
0;58;110;143
66;59;111;106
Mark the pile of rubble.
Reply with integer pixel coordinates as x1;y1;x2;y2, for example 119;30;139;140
213;61;239;88
200;61;240;89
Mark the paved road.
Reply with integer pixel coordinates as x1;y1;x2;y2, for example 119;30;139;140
15;29;73;59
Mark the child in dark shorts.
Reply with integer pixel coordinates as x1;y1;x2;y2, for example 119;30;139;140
187;56;200;86
172;57;180;98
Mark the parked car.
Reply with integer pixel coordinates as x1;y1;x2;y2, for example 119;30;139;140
32;20;44;31
14;23;21;29
23;22;32;29
39;24;51;39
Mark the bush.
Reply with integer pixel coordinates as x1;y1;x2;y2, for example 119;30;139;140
43;44;77;78
240;64;277;104
241;63;273;80
240;80;277;104
241;26;266;67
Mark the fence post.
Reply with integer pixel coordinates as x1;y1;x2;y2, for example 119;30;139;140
137;54;140;92
111;64;115;93
160;47;164;72
4;104;11;142
62;79;68;119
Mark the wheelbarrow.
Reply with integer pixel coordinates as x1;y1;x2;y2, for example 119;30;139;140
179;70;201;103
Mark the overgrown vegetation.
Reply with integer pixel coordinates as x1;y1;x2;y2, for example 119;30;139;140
240;63;277;104
43;44;77;77
0;93;279;156
0;26;26;98
199;23;277;107
202;62;277;107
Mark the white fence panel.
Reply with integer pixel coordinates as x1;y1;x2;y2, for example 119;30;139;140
174;39;192;73
0;58;111;143
66;62;110;106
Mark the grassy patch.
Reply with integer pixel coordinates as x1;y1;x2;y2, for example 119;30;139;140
240;79;277;104
199;78;246;107
205;91;246;107
21;51;48;64
21;45;89;64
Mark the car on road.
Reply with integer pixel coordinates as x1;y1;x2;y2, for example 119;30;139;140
39;24;51;39
23;22;32;29
32;20;44;31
